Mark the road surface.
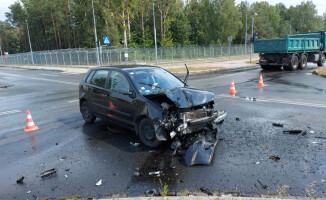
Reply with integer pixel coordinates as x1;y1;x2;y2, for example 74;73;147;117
0;65;326;199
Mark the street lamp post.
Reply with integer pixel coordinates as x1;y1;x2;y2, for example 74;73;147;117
250;13;257;62
245;8;248;57
92;0;100;66
26;20;34;65
152;0;158;67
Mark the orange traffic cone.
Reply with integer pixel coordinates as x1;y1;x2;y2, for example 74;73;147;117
229;80;237;95
257;74;265;87
24;110;39;132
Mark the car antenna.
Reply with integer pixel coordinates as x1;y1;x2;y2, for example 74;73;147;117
184;63;189;85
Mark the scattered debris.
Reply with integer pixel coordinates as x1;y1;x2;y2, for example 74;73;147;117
236;117;240;121
27;191;31;194
16;176;24;184
269;156;281;162
64;168;70;171
169;163;177;169
133;172;140;177
41;168;57;179
283;130;303;134
310;131;315;134
149;171;160;177
260;145;264;148
113;172;118;176
321;179;325;183
95;179;102;186
257;179;268;189
312;141;319;144
55;143;58;145
64;175;68;178
200;187;213;196
256;162;260;165
59;156;66;161
315;136;326;139
145;189;157;197
130;142;140;147
272;123;284;127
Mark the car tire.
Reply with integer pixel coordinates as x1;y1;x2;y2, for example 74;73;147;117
285;55;299;71
138;118;162;148
298;54;307;70
81;100;96;123
317;54;325;67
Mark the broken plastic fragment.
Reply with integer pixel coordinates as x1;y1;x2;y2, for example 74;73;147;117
130;142;140;147
16;176;24;184
310;131;315;134
283;130;303;134
134;172;140;176
272;123;283;127
27;191;31;194
269;156;280;162
95;179;102;186
41;168;57;179
64;175;68;178
256;162;260;165
148;171;160;176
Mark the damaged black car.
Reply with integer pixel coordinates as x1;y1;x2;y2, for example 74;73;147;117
79;65;226;166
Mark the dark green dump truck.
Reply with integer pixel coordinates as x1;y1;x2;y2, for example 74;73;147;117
254;31;326;71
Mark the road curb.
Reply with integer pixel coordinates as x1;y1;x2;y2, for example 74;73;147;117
95;197;322;200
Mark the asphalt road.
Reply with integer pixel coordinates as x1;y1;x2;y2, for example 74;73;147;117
0;64;326;199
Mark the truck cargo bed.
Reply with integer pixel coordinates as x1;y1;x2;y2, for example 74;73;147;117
254;36;320;54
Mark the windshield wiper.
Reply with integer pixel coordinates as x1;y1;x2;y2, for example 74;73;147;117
138;82;161;89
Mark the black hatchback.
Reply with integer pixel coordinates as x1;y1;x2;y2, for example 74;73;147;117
79;65;226;151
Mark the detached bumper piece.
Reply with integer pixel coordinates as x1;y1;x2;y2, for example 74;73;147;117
172;110;227;167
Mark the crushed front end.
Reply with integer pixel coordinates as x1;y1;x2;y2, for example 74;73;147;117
145;87;227;166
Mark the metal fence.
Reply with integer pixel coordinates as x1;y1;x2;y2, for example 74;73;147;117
0;44;252;67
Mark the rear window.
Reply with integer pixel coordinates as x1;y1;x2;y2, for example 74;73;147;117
90;70;109;88
86;70;95;83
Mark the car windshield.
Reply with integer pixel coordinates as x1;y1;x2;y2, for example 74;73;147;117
126;68;185;95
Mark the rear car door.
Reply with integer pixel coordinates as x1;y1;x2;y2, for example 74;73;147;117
106;70;137;129
88;70;110;117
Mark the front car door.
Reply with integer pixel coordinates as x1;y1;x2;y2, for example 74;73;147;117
106;70;137;129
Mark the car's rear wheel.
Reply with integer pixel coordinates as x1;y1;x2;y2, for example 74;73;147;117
138;118;162;148
81;100;96;123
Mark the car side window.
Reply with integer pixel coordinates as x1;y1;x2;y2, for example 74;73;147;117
86;70;95;83
109;71;130;92
90;70;109;88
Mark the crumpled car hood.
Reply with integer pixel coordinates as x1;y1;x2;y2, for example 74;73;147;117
164;87;215;108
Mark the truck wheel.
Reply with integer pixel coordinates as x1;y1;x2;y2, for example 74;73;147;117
138;118;162;148
317;54;325;67
285;55;299;71
298;55;308;70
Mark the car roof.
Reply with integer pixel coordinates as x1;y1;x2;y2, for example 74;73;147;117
90;65;161;71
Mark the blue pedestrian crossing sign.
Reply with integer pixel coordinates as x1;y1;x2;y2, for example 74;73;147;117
103;36;110;44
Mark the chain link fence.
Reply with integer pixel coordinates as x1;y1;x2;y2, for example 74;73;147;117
0;44;252;67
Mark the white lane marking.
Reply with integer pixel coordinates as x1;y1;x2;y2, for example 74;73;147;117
59;71;83;75
0;110;21;116
215;94;326;109
39;73;59;77
0;72;79;86
67;99;79;103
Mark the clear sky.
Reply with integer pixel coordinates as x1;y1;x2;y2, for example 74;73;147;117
0;0;325;21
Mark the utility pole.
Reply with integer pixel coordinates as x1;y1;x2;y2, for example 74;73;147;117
245;6;248;57
26;20;34;65
152;0;158;67
92;0;100;66
250;13;257;62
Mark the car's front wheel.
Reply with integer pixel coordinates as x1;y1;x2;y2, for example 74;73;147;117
81;100;96;123
138;118;162;148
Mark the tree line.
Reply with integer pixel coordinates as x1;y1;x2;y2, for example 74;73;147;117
0;0;326;54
